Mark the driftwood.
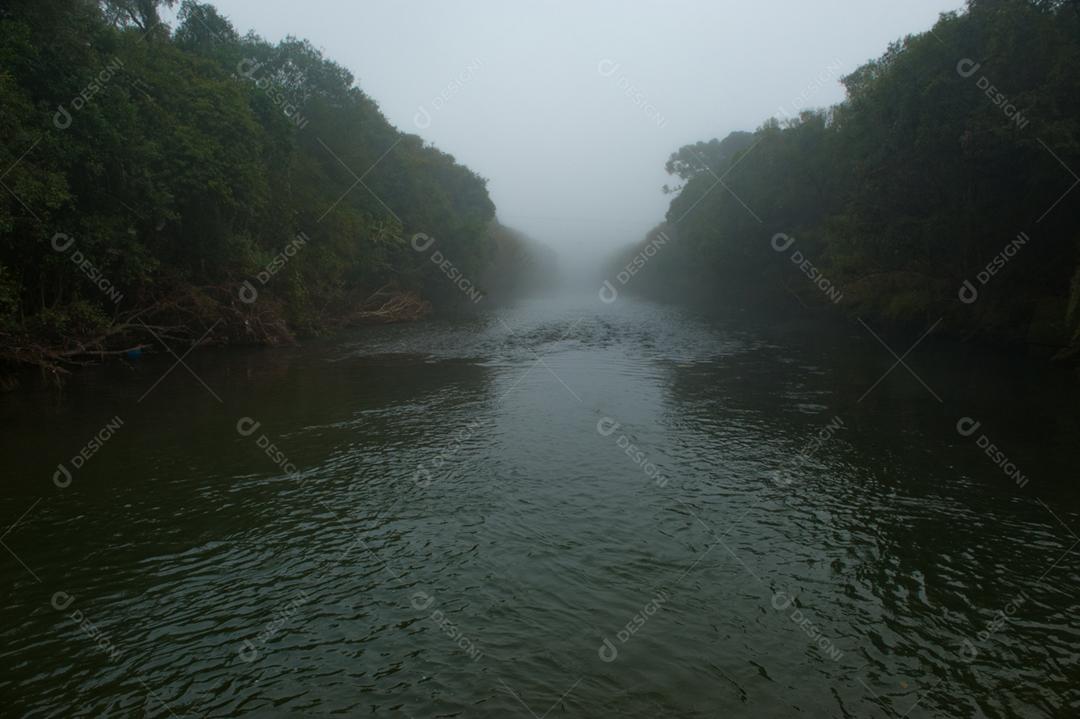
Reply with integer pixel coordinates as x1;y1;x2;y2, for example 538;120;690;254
1;281;432;386
351;284;431;323
1;287;236;382
0;302;194;380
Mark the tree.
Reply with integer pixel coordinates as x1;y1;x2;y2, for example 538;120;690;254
100;0;177;31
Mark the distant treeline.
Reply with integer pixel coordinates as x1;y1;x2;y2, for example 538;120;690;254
0;0;541;378
614;0;1080;358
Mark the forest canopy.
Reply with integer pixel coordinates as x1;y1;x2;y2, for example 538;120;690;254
616;0;1080;357
0;0;537;376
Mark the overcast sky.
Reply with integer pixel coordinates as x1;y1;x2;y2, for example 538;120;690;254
191;0;964;266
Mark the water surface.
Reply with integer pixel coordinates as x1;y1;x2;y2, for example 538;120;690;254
2;293;1078;717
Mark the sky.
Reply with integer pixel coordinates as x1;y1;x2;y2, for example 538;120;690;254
185;0;965;267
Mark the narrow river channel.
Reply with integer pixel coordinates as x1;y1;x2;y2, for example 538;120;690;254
2;292;1077;717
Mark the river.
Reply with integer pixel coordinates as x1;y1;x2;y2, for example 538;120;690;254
1;292;1077;717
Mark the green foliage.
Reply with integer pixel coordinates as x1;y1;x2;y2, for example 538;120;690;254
0;0;500;364
633;0;1080;349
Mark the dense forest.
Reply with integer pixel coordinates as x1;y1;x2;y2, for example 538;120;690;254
614;0;1080;359
0;0;543;380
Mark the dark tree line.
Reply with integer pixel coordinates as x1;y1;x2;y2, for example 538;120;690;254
617;0;1080;357
0;0;536;378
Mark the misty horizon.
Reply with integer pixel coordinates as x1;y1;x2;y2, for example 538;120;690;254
177;0;964;267
4;1;1079;717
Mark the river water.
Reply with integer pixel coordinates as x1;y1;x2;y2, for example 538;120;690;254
1;292;1078;717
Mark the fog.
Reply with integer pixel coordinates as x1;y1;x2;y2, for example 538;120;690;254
196;0;963;270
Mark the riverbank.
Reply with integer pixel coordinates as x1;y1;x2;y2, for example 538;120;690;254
1;3;526;386
607;1;1080;362
1;228;556;389
605;225;1080;365
0;283;430;384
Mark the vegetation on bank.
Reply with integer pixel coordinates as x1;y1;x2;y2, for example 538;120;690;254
0;0;541;381
614;0;1080;358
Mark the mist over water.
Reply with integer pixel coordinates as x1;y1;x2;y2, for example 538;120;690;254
4;1;1080;718
5;293;1079;717
187;0;962;267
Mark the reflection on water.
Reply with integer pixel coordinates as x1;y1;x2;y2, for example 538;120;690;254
1;293;1077;717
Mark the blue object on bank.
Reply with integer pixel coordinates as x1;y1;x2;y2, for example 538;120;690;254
126;348;143;361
